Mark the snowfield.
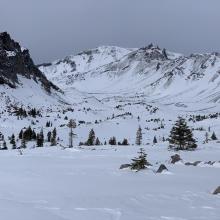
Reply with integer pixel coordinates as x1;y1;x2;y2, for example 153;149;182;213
0;145;219;220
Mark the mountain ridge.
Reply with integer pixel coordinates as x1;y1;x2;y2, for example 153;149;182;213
39;44;220;105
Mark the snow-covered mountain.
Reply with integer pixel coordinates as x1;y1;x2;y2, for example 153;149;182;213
39;46;135;92
40;44;220;106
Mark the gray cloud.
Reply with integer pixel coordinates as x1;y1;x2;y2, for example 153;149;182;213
1;0;220;63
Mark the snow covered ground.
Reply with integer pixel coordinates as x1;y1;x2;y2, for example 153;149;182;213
0;42;220;219
0;145;219;220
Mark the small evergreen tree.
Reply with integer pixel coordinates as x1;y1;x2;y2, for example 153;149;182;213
121;138;129;145
86;129;96;146
2;141;8;150
109;136;117;145
153;136;157;144
36;129;44;147
10;134;16;149
19;129;23;139
21;136;27;149
95;137;100;146
130;148;148;171
47;131;52;142
68;119;76;148
136;126;142;145
168;117;197;150
205;132;209;143
51;128;57;146
211;132;218;140
31;130;37;140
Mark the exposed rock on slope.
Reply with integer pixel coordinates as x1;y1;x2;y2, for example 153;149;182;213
0;32;60;92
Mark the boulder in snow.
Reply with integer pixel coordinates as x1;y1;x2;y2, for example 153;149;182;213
170;154;182;164
156;164;168;173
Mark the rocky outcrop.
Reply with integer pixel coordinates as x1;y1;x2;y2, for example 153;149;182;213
0;32;60;92
213;186;220;195
170;154;182;164
156;164;168;173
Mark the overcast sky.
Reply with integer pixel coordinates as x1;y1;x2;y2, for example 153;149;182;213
1;0;220;63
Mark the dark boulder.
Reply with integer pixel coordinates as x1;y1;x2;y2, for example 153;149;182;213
185;161;201;166
156;164;168;173
213;186;220;195
170;154;182;164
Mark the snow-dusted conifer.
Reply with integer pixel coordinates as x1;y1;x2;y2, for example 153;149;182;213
168;117;197;150
136;126;142;146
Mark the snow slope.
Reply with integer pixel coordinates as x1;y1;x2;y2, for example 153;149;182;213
0;145;219;220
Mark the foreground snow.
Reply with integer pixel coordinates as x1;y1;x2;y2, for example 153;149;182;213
0;145;219;220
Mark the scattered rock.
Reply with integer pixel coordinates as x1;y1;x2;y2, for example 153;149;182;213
156;164;168;173
213;186;220;195
170;154;182;164
120;164;131;169
185;161;201;166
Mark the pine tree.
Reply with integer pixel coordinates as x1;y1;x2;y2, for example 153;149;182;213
68;119;76;148
211;132;218;140
122;138;129;145
31;130;37;140
130;148;148;171
36;129;44;147
19;129;23;139
136;126;142;146
168;117;197;150
21;136;26;149
10;134;16;149
51;128;57;146
47;131;52;142
109;136;116;145
2;141;8;150
86;129;95;146
95;137;100;146
153;136;157;144
205;132;209;143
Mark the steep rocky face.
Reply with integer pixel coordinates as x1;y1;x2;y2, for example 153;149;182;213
0;32;60;92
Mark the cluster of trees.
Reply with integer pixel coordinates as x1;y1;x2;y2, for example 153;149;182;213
204;131;218;143
14;107;40;118
6;126;58;149
79;129;129;146
46;121;53;127
188;112;220;123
